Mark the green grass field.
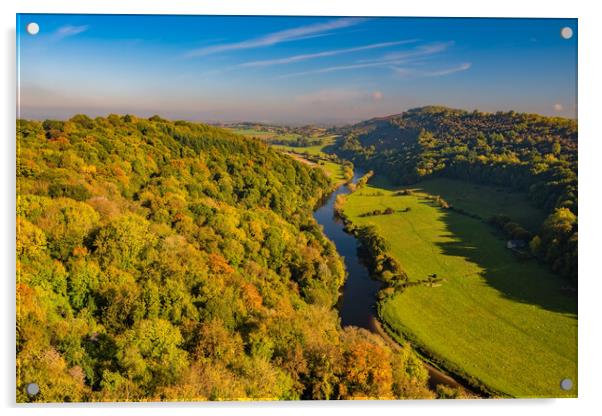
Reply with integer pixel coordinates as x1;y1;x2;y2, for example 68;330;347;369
415;178;547;231
226;127;300;141
271;135;337;156
271;136;347;186
343;178;577;398
319;160;347;185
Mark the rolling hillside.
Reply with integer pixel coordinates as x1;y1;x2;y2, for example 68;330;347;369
331;106;577;282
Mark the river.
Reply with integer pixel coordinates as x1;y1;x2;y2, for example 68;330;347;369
313;170;471;394
313;171;383;330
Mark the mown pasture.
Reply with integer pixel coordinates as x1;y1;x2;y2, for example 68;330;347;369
342;178;577;397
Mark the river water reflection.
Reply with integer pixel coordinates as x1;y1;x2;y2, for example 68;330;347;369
313;171;382;330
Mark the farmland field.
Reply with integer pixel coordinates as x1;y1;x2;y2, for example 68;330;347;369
316;159;347;185
342;178;577;397
271;135;337;155
414;178;547;231
225;127;300;141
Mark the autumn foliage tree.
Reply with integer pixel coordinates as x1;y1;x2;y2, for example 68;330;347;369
16;115;432;401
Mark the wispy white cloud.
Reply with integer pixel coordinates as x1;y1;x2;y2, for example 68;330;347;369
425;62;471;76
378;41;453;62
53;25;89;40
280;59;408;78
185;18;366;58
239;39;418;68
392;62;472;78
280;41;455;78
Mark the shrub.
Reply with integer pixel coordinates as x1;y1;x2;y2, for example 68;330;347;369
48;183;91;201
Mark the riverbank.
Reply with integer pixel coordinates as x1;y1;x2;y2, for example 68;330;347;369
312;169;474;397
339;178;577;398
334;184;492;396
371;317;477;395
375;308;492;397
281;147;479;397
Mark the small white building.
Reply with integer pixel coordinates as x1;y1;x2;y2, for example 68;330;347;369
507;240;527;250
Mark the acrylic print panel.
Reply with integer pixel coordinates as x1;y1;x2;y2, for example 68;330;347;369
16;14;577;402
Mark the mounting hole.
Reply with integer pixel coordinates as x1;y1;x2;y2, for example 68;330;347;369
26;22;40;36
560;27;573;40
560;378;573;391
26;382;39;396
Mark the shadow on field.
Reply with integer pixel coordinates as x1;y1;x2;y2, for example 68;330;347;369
419;197;577;317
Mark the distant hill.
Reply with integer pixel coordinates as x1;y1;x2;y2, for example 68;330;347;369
330;106;577;282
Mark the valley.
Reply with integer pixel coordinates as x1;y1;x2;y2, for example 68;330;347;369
15;13;579;404
248;107;578;398
16;107;578;401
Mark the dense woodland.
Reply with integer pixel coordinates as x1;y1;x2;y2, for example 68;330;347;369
331;106;578;282
16;115;433;402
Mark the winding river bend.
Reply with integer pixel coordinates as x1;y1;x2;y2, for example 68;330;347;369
313;171;468;393
314;171;382;330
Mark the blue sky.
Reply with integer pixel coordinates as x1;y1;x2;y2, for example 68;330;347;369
17;14;577;124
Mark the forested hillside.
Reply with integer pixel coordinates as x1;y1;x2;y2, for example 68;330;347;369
16;115;432;402
331;107;578;282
